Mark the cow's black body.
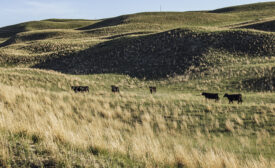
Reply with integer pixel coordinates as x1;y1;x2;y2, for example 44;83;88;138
224;93;243;104
111;85;120;93
71;86;89;93
202;92;219;101
149;86;156;94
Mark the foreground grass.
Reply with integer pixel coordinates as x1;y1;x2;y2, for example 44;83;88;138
0;64;274;167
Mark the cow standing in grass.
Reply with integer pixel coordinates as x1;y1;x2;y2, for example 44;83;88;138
111;85;119;93
201;92;219;102
224;93;243;104
149;86;156;94
71;86;89;93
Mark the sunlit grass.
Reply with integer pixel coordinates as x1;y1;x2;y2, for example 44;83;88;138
0;62;274;167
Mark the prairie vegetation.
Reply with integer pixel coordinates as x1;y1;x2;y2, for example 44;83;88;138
0;67;274;167
0;1;274;167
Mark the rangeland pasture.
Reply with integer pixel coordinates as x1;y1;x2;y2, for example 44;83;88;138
0;2;274;167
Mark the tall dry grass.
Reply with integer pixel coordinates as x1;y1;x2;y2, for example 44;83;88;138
0;79;274;167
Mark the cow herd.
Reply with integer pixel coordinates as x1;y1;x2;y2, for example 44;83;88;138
71;86;243;104
202;92;243;104
71;85;156;94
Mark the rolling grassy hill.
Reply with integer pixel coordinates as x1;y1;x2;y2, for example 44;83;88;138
0;2;275;168
210;2;275;13
32;28;275;79
0;19;96;38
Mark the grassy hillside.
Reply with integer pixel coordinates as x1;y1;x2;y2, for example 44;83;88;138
33;28;275;79
211;2;275;13
0;1;275;167
0;19;96;38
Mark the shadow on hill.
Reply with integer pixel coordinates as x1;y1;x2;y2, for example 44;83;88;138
0;24;26;38
44;19;91;22
0;19;95;40
32;28;275;79
239;20;275;32
78;16;128;30
209;7;236;13
104;31;153;39
241;76;275;92
0;31;64;47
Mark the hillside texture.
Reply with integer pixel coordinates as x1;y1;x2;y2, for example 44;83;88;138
33;28;275;79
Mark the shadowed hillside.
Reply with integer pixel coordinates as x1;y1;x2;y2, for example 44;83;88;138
78;16;128;30
239;19;275;32
33;28;275;79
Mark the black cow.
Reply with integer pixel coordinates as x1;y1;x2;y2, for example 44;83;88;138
224;93;242;104
202;92;219;102
149;86;156;94
111;85;119;93
71;86;89;93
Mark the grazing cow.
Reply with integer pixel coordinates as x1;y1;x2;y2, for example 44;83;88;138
201;92;219;102
224;93;243;104
111;85;119;93
149;86;156;94
71;86;89;93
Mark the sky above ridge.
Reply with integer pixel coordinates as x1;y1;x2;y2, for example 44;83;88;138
0;0;274;27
